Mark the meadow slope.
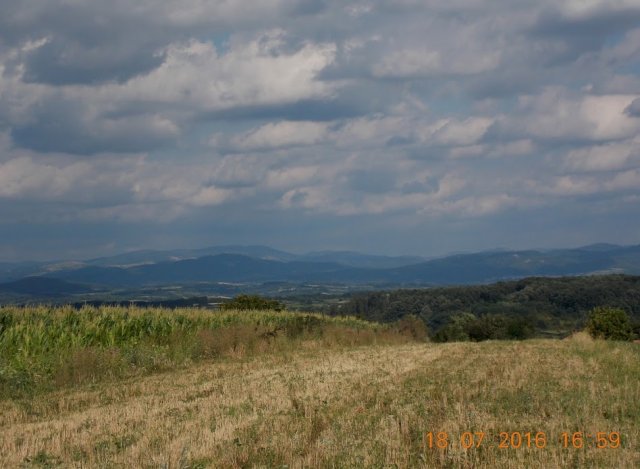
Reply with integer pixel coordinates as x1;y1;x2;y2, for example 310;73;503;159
1;336;638;468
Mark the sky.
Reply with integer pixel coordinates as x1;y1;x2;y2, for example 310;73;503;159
1;0;640;261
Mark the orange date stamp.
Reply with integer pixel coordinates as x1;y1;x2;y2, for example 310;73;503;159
425;431;622;449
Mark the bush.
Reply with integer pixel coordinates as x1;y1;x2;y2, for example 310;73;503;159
433;313;534;342
395;315;429;341
585;306;633;341
219;294;286;311
433;312;474;342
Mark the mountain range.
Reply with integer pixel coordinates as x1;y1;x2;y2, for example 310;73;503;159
0;243;639;299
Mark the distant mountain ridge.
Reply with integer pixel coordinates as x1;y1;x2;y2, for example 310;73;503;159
299;251;426;268
0;245;426;281
1;244;640;298
40;243;640;288
0;277;93;297
85;245;297;267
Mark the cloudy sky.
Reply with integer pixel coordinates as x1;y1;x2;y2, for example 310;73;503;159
1;0;640;261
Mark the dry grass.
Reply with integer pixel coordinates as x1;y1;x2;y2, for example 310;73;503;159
1;338;638;468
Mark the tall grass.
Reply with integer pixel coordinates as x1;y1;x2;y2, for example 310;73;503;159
0;305;410;398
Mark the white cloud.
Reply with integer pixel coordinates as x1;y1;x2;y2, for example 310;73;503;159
0;31;338;154
189;186;232;207
0;156;90;199
490;139;535;158
154;0;295;26
0;150;251;220
2;0;640;257
580;95;640;140
228;121;329;151
334;115;408;147
373;47;501;78
605;168;640;192
265;166;320;189
436;194;519;217
530;167;640;198
506;88;640;142
0;152;144;206
109;33;337;113
278;170;468;216
427;117;494;146
559;0;640;18
565;138;640;172
536;175;597;197
449;145;485;159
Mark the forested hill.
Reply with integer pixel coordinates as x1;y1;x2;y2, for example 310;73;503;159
332;275;640;338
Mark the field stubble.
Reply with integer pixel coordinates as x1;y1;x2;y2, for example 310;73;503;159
0;330;638;468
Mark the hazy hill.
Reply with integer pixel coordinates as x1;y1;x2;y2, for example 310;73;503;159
377;247;629;284
49;254;349;287
0;244;635;301
85;246;422;269
85;245;297;267
0;277;93;297
38;244;640;289
130;254;346;284
299;251;425;268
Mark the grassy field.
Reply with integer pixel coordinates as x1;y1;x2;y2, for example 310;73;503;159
0;307;638;468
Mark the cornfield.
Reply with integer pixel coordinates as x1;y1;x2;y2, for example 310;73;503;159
0;305;403;398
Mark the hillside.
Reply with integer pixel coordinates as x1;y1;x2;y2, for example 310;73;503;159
0;277;92;297
336;275;640;337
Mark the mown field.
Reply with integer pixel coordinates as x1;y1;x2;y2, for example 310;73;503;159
0;306;638;468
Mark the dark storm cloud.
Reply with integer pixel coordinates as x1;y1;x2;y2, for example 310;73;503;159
1;1;168;84
22;38;166;86
10;98;178;155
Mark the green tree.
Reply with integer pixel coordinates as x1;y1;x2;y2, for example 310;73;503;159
585;306;633;341
220;294;286;312
433;312;475;342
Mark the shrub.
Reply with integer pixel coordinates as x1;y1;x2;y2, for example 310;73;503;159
585;306;633;341
506;317;535;340
467;314;510;341
434;313;534;342
433;313;475;342
395;315;429;341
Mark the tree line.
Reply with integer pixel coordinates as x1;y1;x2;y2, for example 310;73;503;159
328;275;640;341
